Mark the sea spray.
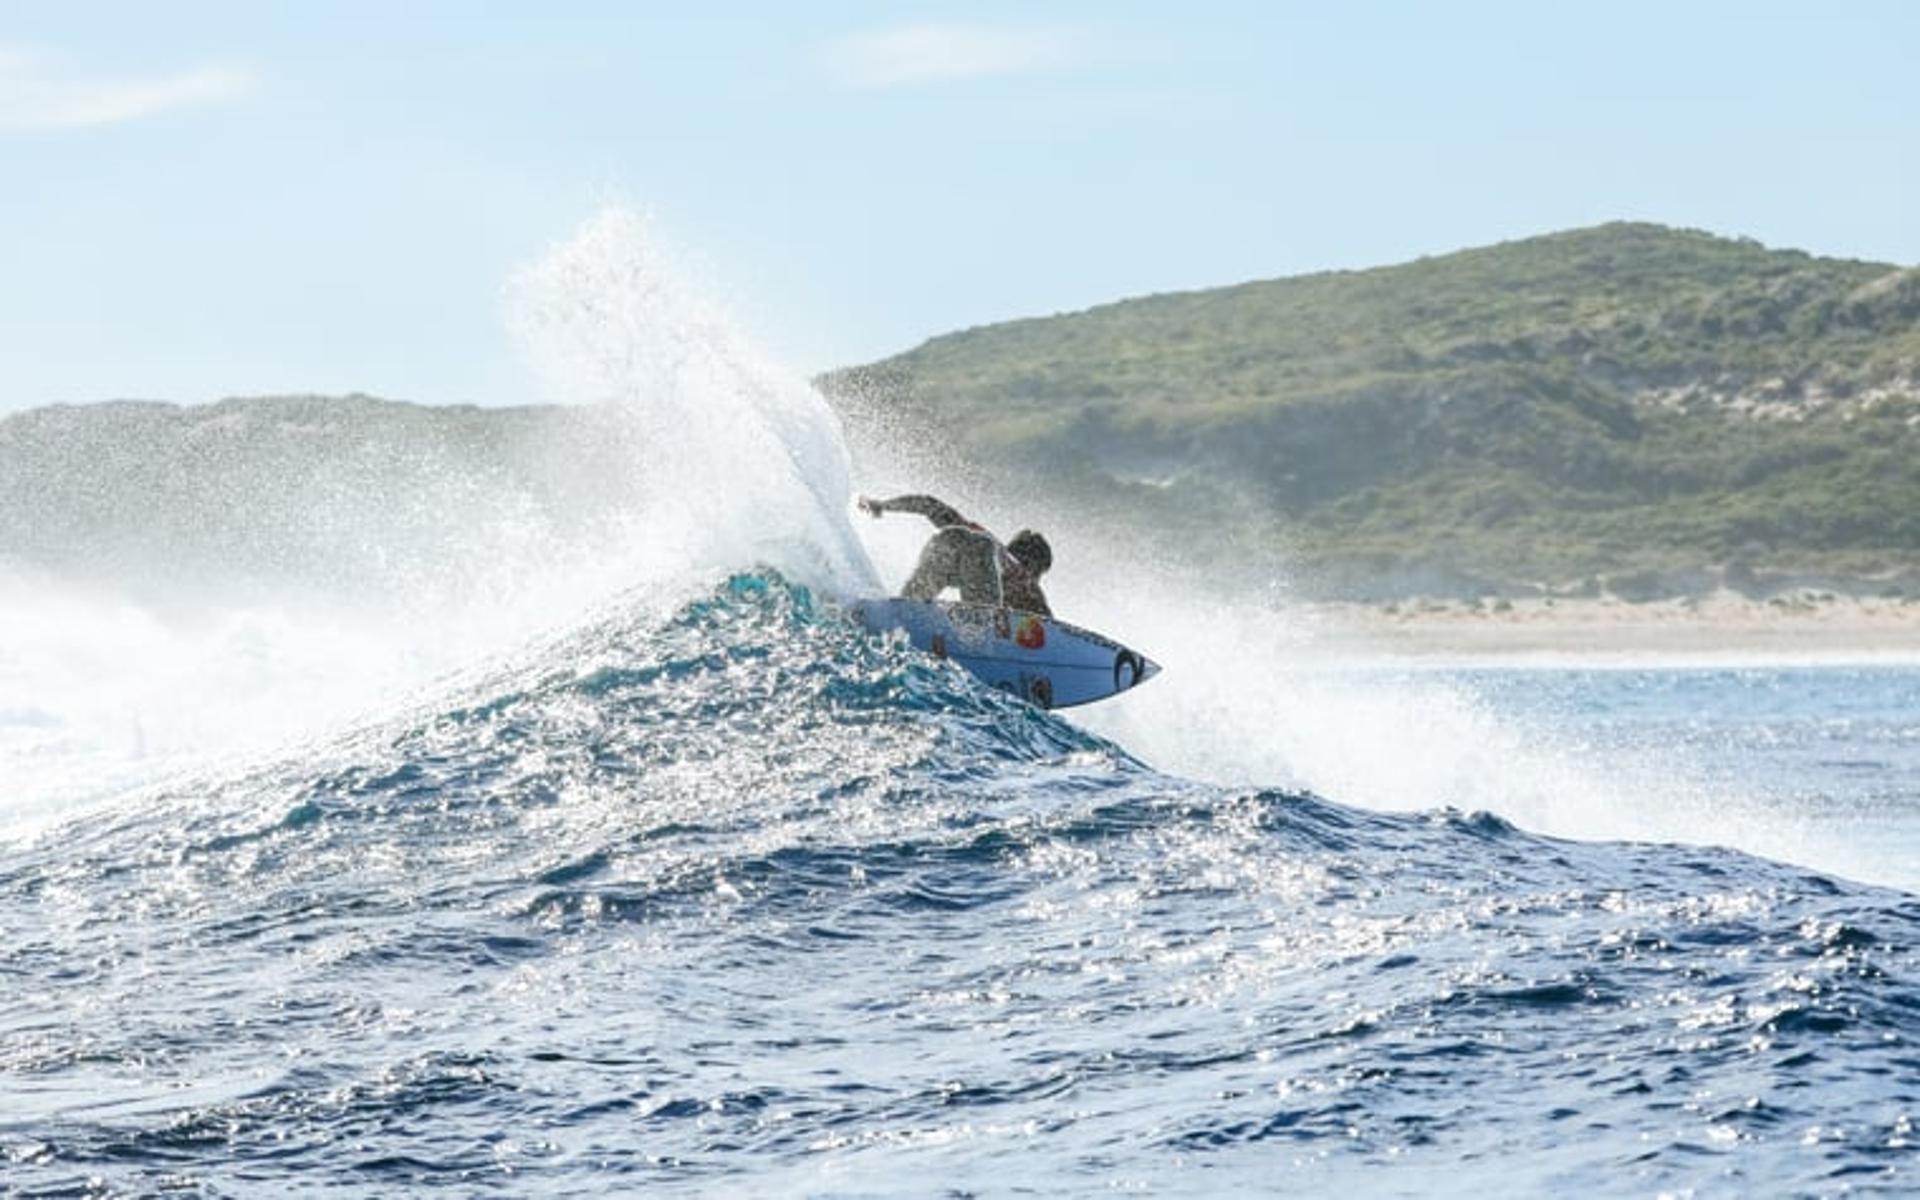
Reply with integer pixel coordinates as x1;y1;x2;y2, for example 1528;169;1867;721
842;411;1892;885
503;205;876;596
0;205;879;829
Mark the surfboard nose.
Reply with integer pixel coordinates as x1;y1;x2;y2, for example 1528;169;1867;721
1113;649;1160;692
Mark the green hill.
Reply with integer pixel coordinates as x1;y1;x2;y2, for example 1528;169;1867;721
823;223;1920;599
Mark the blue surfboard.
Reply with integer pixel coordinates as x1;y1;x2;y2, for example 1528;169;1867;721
850;598;1160;709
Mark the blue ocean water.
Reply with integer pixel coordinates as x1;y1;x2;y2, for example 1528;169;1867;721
3;574;1915;1196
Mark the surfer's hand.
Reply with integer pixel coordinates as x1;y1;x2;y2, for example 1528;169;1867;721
857;495;883;518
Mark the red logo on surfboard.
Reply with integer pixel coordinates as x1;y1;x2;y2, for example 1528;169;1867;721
1015;616;1046;649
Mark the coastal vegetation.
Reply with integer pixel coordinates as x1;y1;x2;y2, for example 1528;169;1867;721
823;223;1920;598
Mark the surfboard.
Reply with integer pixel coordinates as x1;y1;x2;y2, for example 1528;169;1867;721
850;598;1160;710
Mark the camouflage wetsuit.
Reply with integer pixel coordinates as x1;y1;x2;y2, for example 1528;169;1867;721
868;494;1052;617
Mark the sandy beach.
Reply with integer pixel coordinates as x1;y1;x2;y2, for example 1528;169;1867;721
1302;590;1920;664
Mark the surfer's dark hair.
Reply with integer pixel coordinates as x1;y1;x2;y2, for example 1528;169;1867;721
1008;530;1052;576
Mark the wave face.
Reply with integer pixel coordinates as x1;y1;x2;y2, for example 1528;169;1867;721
3;574;1915;1196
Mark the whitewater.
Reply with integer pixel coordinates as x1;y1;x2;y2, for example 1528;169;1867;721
2;209;1915;1196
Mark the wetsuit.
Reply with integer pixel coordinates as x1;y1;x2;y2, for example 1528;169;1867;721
873;495;1052;616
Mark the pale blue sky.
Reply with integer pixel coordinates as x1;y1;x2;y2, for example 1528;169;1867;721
2;1;1915;412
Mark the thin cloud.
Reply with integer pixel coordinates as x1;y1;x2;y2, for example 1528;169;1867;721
817;22;1089;90
0;46;256;130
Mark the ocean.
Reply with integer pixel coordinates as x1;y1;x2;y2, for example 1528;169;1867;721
3;209;1915;1195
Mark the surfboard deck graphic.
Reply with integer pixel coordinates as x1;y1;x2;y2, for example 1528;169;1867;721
850;598;1161;709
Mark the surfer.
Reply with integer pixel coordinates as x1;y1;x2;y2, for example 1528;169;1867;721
856;493;1053;617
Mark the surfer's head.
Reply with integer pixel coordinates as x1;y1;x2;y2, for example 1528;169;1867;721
1007;530;1052;576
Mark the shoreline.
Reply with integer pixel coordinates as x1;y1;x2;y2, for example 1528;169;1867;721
1299;592;1920;665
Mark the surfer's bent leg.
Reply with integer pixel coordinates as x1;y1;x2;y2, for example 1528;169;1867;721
902;527;1000;604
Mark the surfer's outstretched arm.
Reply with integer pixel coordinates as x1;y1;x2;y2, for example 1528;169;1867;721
857;494;972;529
